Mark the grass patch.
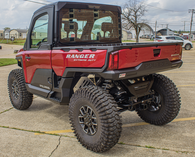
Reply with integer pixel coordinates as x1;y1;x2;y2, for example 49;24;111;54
0;39;25;45
0;58;17;66
118;142;125;145
0;107;13;114
192;41;195;43
145;145;156;149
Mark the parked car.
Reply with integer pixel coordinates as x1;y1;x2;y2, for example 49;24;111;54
140;34;146;38
150;35;159;40
181;35;188;40
154;36;193;50
140;35;144;38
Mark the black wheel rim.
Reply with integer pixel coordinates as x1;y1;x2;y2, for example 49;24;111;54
12;80;19;99
78;106;97;136
148;91;162;112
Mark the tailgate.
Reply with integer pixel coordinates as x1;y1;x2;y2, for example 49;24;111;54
117;44;182;70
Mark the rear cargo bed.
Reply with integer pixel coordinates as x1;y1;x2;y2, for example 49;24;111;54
53;42;183;79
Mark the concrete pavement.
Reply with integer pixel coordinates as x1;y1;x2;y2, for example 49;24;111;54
0;44;195;156
0;44;23;58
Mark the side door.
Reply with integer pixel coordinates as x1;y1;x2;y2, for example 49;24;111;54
23;6;54;96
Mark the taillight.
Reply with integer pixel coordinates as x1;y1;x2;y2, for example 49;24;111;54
107;51;119;70
158;40;164;42
170;46;182;61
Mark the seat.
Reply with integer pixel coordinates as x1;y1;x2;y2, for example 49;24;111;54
101;22;113;38
63;21;78;40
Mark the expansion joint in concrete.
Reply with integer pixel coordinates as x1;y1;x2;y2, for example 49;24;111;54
0;107;13;114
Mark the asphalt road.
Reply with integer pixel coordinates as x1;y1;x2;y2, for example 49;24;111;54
0;43;195;156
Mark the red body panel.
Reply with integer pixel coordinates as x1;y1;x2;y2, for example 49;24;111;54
16;50;52;83
52;49;107;76
16;44;182;82
117;45;182;70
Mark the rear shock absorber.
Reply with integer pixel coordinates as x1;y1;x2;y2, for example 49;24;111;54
102;80;114;90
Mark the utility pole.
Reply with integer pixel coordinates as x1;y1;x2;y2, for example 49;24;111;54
189;9;195;41
182;21;187;32
166;24;169;35
155;21;157;39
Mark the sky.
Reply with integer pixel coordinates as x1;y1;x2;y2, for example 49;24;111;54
0;0;194;32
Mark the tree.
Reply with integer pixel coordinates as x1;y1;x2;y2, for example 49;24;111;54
122;0;147;42
4;27;10;31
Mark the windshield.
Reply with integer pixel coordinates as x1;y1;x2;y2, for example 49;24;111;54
59;8;121;45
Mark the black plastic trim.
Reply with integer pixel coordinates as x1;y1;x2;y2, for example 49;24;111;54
25;84;50;98
16;56;23;67
53;42;183;51
98;60;183;80
35;2;121;14
31;69;52;90
62;59;182;80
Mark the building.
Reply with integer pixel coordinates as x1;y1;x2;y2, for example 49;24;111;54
191;33;195;40
122;30;132;40
125;23;154;39
139;24;154;38
9;29;28;39
0;30;4;39
156;28;174;36
4;29;10;39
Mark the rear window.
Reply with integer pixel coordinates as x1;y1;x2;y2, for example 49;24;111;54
59;8;120;45
175;37;183;40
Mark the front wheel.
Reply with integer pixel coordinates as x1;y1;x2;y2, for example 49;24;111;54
137;74;181;126
8;69;33;110
69;86;122;152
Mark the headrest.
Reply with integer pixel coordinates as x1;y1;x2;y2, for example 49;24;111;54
63;21;78;32
101;22;113;32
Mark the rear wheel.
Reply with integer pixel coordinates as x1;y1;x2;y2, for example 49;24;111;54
137;74;181;126
185;44;191;50
69;86;122;152
8;69;33;110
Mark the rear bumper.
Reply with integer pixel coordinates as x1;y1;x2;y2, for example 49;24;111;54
98;59;183;80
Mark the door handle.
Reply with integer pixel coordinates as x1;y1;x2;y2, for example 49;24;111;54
25;56;31;60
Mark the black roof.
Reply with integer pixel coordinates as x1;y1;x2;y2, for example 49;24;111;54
34;1;121;15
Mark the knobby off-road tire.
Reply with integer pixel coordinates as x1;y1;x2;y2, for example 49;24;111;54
8;69;33;110
137;74;181;126
69;86;122;152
